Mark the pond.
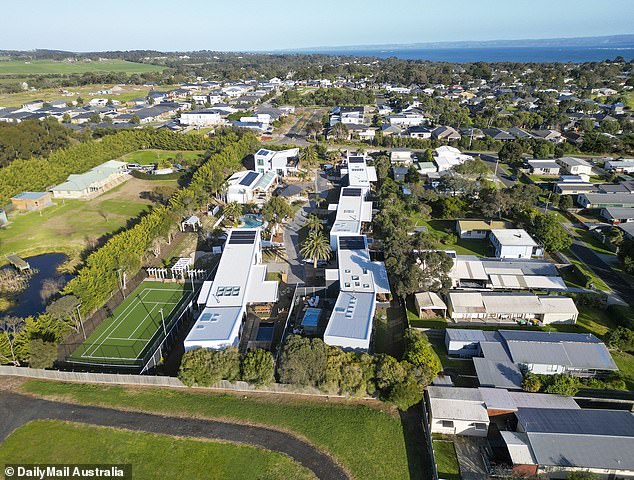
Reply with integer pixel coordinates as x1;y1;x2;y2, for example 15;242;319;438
1;253;74;318
239;214;266;229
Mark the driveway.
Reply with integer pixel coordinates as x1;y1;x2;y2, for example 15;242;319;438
0;391;348;480
282;202;309;285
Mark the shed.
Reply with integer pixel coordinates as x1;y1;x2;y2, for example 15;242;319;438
181;215;202;232
10;191;53;211
413;292;447;318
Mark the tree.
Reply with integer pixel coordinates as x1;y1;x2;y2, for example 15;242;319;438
277;335;328;387
306;214;323;233
374;354;407;392
45;295;81;334
544;374;580;396
604;326;634;352
89;113;101;124
330;122;349;142
618;238;634;274
529;213;572;252
130;115;141;125
606;227;624;247
306;121;323;140
178;347;241;387
62;113;71;124
262;196;292;234
241;349;275;386
403;329;442;378
300;145;319;167
559;194;573;210
29;339;57;369
300;231;332;269
453;158;490;176
405;165;421;184
522;373;542;393
438;196;466;219
223;201;243;225
0;316;25;365
387;372;424;411
498;141;524;165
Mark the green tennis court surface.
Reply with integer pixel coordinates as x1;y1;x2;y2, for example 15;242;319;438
69;281;193;366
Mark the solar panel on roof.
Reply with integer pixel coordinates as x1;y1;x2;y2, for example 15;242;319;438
348;156;364;163
341;188;362;197
239;171;259;186
228;230;257;245
339;236;366;250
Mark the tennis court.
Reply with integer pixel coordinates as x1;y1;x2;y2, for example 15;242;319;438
68;281;193;366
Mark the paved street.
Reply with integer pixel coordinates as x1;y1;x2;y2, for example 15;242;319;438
0;390;349;480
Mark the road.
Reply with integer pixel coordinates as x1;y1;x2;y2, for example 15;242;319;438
468;152;516;188
0;391;349;480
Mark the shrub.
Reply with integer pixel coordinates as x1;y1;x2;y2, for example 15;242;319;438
28;339;58;369
522;373;542;393
241;349;275;386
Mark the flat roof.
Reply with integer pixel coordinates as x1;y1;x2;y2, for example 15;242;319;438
473;358;523;389
457;219;513;231
490;229;538;247
324;291;376;344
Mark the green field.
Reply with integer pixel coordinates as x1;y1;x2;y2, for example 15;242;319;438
0;59;165;76
0;420;314;480
0;178;176;265
22;380;417;480
68;282;193;367
120;149;205;166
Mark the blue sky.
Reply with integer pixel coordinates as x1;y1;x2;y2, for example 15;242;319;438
1;0;633;52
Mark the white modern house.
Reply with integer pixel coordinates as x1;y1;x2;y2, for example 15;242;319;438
179;109;225;126
427;386;490;437
254;148;300;177
604;159;634;173
225;170;277;205
323;236;390;351
184;229;278;350
557;156;593;176
329;186;374;250
490;229;543;259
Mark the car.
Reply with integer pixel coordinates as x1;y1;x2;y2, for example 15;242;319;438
302;258;328;267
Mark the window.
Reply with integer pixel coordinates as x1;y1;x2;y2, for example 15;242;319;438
473;423;487;431
441;420;454;428
257;159;264;166
546;364;557;372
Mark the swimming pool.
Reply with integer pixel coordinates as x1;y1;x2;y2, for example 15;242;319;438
239;214;265;229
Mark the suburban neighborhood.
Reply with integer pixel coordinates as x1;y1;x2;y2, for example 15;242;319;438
1;7;634;480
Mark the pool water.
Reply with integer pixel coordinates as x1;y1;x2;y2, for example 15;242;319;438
239;214;264;229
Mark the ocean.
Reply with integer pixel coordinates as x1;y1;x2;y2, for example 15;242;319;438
291;46;634;63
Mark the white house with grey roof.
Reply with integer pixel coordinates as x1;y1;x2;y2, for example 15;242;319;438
184;229;278;350
557;156;593;176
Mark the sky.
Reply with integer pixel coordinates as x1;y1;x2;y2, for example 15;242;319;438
1;0;633;52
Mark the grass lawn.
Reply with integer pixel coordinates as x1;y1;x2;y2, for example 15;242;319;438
624;91;634;110
413;219;490;256
119;149;204;166
0;59;165;76
528;175;558;183
0;178;176;266
21;380;415;480
573;228;616;256
432;440;460;480
0;420;314;480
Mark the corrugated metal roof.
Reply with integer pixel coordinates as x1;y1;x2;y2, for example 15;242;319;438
516;408;634;437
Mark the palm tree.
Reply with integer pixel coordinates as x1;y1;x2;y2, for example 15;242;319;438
300;146;318;167
306;214;323;233
223;202;243;226
300;231;332;269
